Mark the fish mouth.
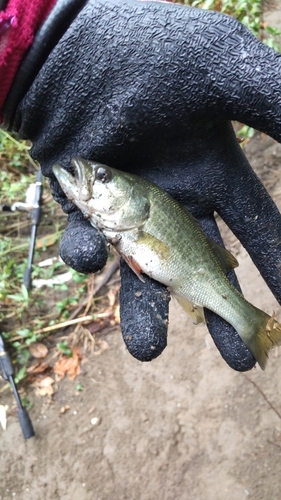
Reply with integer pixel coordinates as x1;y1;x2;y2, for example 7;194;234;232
71;157;93;201
52;158;94;217
52;163;79;203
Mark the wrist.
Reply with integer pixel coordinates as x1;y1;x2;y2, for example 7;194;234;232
1;0;88;129
0;0;57;123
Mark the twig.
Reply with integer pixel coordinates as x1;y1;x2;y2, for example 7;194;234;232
98;325;119;336
4;221;31;233
32;313;110;335
84;274;95;317
242;373;281;420
0;129;30;150
68;257;120;321
0;241;29;256
267;440;281;451
71;279;95;339
0;382;10;394
93;257;120;297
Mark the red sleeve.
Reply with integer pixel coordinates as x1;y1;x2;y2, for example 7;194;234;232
0;0;56;122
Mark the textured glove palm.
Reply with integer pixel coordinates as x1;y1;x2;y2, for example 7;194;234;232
12;0;281;371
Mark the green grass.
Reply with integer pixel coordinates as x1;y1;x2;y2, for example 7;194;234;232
0;132;90;383
0;133;117;391
185;0;281;50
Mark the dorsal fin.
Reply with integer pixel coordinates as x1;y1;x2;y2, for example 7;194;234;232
181;206;238;274
207;239;238;274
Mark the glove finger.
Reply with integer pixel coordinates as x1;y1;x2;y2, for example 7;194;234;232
119;258;170;361
216;144;281;305
119;213;256;371
197;215;256;372
48;168;109;273
60;210;109;274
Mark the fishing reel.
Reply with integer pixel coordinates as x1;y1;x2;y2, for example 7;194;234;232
0;167;43;439
1;167;43;290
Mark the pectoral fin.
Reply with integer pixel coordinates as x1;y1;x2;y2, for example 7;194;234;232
207;239;238;274
137;231;171;260
121;254;146;283
173;293;205;325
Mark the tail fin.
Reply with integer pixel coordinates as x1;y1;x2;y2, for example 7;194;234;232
246;312;281;370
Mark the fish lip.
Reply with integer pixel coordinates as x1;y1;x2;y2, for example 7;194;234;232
71;157;95;202
53;160;91;210
71;157;86;183
52;163;79;202
53;159;94;218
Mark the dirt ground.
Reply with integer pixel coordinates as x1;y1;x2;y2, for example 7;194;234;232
2;4;281;500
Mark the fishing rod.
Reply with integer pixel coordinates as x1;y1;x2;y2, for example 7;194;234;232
1;166;43;290
23;167;43;290
0;166;43;438
0;333;35;439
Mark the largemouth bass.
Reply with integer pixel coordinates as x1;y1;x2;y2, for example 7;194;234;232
53;158;281;369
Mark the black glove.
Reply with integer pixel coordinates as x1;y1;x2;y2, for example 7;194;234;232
5;0;281;371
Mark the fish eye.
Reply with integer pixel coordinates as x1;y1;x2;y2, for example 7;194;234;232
96;166;112;183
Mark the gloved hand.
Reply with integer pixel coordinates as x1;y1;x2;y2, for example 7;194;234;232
5;0;281;371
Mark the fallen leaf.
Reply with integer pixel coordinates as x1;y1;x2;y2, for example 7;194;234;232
29;343;48;359
37;376;54;387
54;347;82;381
114;304;120;324
27;362;51;374
35;387;54;397
93;339;109;356
59;405;70;415
33;376;55;397
26;362;52;383
7;406;18;417
107;289;117;307
0;405;8;430
87;319;110;335
35;233;59;249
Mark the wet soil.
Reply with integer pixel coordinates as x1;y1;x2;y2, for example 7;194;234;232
2;3;281;499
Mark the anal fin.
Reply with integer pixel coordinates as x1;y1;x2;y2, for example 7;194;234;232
173;293;205;325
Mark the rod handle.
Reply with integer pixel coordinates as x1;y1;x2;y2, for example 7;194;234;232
0;352;14;379
23;267;32;291
18;408;35;439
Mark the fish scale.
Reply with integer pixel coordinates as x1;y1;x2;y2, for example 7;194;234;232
53;158;281;369
114;181;252;331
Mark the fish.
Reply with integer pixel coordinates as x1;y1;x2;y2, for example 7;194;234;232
53;158;281;369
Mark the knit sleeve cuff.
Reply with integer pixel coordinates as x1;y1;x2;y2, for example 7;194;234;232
0;0;56;123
